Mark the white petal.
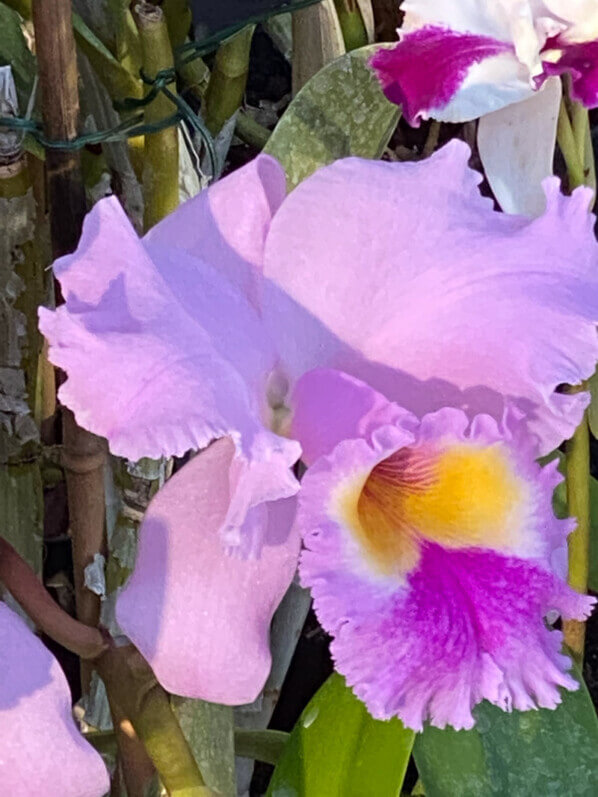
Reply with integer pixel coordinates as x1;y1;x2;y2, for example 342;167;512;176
477;76;561;216
430;51;534;122
542;0;598;42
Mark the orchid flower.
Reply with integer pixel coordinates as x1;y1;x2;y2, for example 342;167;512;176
0;603;109;795
371;1;598;215
371;0;598;126
39;141;598;729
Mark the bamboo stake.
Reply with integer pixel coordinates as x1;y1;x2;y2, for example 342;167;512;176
291;0;345;95
203;26;255;137
32;0;108;693
134;1;179;230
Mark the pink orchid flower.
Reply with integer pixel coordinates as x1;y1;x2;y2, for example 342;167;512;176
0;603;109;796
371;0;598;126
40;141;598;728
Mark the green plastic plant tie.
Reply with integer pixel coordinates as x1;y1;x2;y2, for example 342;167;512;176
0;67;216;174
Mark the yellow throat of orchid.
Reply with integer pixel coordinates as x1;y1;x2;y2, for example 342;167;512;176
341;443;525;577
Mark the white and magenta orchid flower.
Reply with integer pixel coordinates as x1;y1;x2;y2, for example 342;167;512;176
371;1;598;215
0;603;109;796
371;0;598;126
40;141;598;729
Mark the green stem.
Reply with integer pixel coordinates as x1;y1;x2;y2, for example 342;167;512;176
557;86;595;664
162;0;192;51
234;729;289;765
235;110;270;149
334;0;368;50
135;1;179;230
96;645;214;796
422;120;441;157
557;100;585;189
564;406;591;664
203;26;255;137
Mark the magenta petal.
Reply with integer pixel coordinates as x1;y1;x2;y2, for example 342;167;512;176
264;141;598;455
116;438;301;704
0;604;109;796
324;545;593;731
543;39;598;107
39;195;278;461
371;27;520;125
146;154;286;304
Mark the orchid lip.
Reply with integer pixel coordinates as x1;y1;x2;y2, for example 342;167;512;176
339;439;531;580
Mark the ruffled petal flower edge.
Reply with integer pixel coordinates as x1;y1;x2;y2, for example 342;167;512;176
298;401;594;731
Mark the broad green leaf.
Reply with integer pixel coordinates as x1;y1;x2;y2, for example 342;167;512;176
550;451;598;591
266;673;414;797
0;4;36;110
414;676;598;796
264;45;399;189
73;13;142;101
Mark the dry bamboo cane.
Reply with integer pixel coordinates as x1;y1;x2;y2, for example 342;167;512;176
31;0;108;694
291;0;345;95
203;26;256;137
30;2;157;792
134;1;179;230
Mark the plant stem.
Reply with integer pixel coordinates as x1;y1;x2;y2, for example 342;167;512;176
162;0;192;50
563;399;591;663
557;87;595;663
557;100;585;190
235;110;270;149
32;0;108;693
203;26;255;137
234;729;289;765
0;537;107;658
96;644;214;795
422;120;441;157
135;1;179;230
334;0;368;50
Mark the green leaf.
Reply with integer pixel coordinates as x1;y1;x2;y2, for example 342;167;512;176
414;675;598;797
264;45;399;190
72;13;142;101
0;4;36;111
549;450;598;592
266;673;415;797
